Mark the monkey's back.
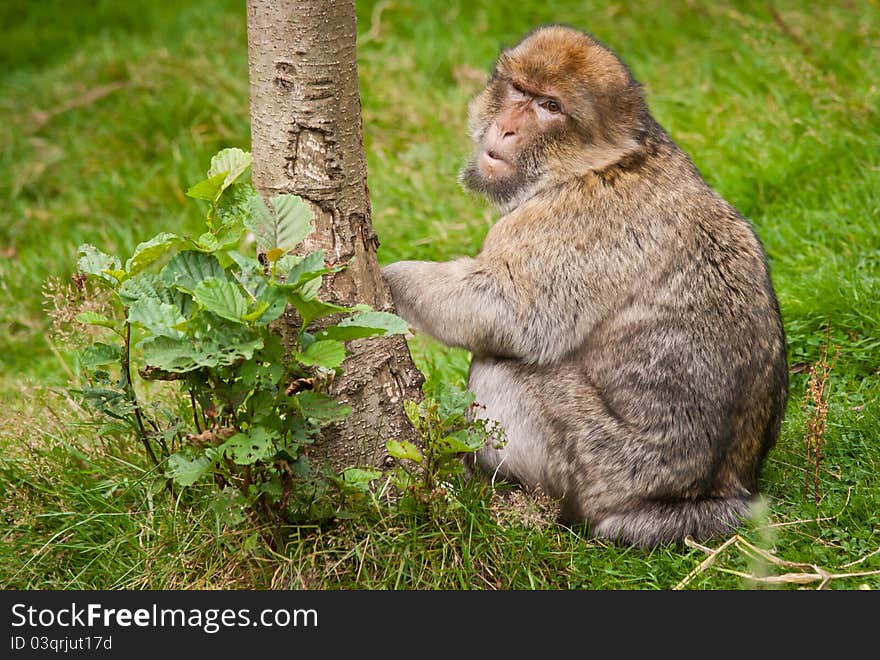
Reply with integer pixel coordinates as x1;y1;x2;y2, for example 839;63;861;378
588;152;787;478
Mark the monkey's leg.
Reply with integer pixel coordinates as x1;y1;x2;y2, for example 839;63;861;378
467;356;555;490
468;357;755;547
467;355;596;510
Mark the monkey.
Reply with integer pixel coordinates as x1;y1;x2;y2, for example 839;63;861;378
380;25;788;547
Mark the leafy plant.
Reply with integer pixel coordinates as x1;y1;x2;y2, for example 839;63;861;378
71;148;409;529
386;383;501;510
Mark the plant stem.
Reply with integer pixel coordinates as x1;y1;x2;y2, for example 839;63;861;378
121;319;160;467
189;389;203;433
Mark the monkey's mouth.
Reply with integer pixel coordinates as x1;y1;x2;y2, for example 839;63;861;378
480;149;514;179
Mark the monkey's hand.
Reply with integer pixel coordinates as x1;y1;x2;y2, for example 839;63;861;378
381;259;520;359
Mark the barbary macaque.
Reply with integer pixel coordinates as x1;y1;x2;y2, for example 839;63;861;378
381;26;788;547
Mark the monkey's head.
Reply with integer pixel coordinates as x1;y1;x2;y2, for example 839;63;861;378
460;25;649;210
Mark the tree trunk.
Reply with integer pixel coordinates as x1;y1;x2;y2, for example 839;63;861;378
246;0;423;472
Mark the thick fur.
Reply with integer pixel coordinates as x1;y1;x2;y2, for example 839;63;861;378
381;26;788;547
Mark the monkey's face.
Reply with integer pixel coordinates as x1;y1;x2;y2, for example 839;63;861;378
460;26;648;210
461;78;569;207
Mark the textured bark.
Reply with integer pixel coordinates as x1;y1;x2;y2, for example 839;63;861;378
246;0;423;472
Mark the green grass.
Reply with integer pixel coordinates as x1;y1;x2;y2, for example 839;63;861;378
2;0;879;589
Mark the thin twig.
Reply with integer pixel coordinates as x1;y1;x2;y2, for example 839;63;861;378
736;536;817;571
721;567;880;585
359;0;393;45
674;535;740;590
720;568;825;585
677;532;880;589
768;5;814;57
29;81;129;133
841;544;880;569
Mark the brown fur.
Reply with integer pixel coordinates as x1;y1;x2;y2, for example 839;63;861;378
382;26;788;547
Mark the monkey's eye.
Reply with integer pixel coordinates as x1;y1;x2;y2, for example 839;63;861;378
542;99;562;114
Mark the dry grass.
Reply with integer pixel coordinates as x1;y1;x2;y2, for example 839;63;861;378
801;330;839;503
675;534;880;590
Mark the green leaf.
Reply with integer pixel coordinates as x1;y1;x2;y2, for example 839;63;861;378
161;251;226;293
245;194;313;253
166;453;212;486
276;250;341;291
208;487;248;526
386;439;423;463
403;399;421;427
141;333;263;373
228;250;262;275
240;360;285;387
438;429;484;454
343;311;408;334
186;171;228;201
259;332;286;364
118;272;161;304
208;148;252;192
229;251;269;299
128;297;186;338
77;244;122;284
76;385;134;419
316;325;383;342
195;224;245;252
342;467;383;493
120;273;193;318
215;182;260;228
278;418;312;456
79;343;123;369
275;254;302;275
271;194;314;252
192;277;247;322
253;286;287;326
281;251;324;284
299;276;321;301
219;428;277;466
245;195;274;250
288;292;350;329
256;477;283;503
232;262;288;324
318;311;408;341
295;391;351;423
296;340;347;369
299;331;316;352
242;300;269;322
436;384;477;421
343;467;383;485
125;232;183;277
75;311;116;329
104;269;127;281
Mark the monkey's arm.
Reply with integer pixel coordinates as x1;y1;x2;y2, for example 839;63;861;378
381;258;561;362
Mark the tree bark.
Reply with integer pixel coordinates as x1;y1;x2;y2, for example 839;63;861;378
246;0;423;472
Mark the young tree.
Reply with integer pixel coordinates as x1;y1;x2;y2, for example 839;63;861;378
246;0;423;472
